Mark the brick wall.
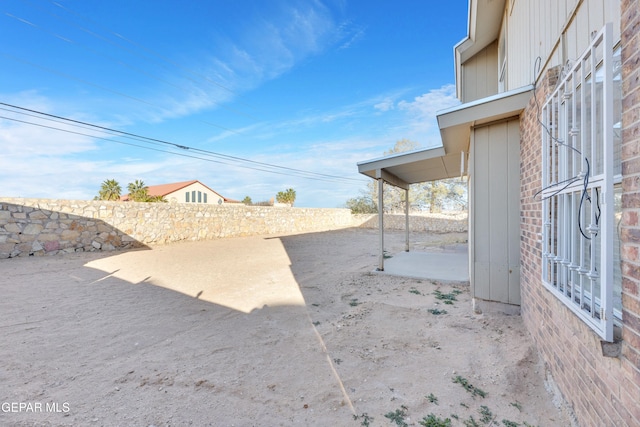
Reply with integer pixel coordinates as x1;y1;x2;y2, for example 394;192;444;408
620;0;640;422
519;2;640;423
0;198;353;258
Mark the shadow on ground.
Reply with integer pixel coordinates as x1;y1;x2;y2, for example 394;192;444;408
0;228;571;427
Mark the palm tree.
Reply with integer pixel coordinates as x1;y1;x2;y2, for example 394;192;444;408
276;188;296;206
97;179;122;201
127;179;149;202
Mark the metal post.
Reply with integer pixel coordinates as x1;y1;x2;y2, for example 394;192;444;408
378;178;384;271
405;187;409;252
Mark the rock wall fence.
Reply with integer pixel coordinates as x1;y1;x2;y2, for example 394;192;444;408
0;198;353;258
352;213;468;233
0;198;467;258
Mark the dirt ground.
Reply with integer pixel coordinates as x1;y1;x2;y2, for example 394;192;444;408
0;228;575;427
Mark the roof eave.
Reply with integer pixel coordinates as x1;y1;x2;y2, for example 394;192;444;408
454;0;506;98
437;85;534;154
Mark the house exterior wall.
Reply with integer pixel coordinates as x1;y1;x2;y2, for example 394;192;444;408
455;0;640;424
504;0;621;90
461;41;499;102
520;66;633;427
470;118;521;306
518;0;640;424
166;181;224;205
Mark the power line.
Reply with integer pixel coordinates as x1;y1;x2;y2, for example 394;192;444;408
0;102;367;185
4;8;260;123
0;51;163;110
0;113;362;184
0;4;368;186
0;49;247;136
2;3;259;136
40;0;255;110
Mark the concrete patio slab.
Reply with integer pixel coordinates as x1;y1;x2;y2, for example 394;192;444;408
379;249;469;282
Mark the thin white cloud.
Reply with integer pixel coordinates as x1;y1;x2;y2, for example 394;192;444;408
339;25;366;50
17;2;354;128
374;98;395;112
186;3;362;108
0;92;98;156
0;83;462;207
397;84;459;120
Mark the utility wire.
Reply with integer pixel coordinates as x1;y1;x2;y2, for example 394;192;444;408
0;51;162;110
2;11;250;134
531;56;600;240
3;2;260;135
0;49;246;136
1;4;366;185
0;114;362;185
42;0;255;111
5;8;259;123
0;103;367;185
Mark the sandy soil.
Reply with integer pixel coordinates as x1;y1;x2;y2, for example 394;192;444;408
0;228;574;427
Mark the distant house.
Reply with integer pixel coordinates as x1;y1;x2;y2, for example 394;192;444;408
122;180;237;205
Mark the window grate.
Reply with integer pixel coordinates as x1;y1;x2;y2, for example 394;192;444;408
540;23;619;341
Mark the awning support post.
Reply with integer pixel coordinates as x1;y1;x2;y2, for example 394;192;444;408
405;187;409;252
378;177;384;271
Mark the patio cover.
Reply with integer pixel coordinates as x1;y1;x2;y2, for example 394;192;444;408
357;146;465;272
357;85;534;271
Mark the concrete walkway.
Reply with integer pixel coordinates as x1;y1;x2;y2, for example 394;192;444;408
380;244;469;282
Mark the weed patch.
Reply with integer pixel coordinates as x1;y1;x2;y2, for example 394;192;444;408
419;413;452;427
384;405;408;427
353;413;373;426
463;417;480;427
434;289;462;305
426;393;438;404
452;376;487;398
479;405;493;424
428;308;448;315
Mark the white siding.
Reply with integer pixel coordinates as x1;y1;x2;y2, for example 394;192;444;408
505;0;620;89
470;118;521;305
461;41;499;103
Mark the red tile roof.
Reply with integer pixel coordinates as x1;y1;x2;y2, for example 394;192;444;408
145;180;200;197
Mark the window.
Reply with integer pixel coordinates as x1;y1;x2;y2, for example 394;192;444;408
192;191;196;203
540;23;621;341
186;192;190;203
203;193;207;204
198;191;202;203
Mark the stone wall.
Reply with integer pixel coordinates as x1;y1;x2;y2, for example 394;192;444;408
352;212;467;233
0;198;352;258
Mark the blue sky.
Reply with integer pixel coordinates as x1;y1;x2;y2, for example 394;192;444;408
0;0;468;207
